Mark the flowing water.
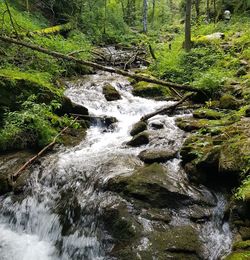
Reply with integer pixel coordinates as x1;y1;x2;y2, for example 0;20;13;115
0;71;232;259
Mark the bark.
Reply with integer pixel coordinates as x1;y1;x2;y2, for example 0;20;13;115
152;0;155;26
141;93;193;121
0;35;201;93
206;0;210;21
142;0;148;33
184;0;192;52
195;0;200;22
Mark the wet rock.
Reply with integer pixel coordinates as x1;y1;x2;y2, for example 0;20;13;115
219;94;242;110
141;208;172;224
0;151;35;195
176;117;207;132
148;226;203;259
59;96;89;116
100;200;141;243
132;81;171;100
130;121;147;136
106;163;216;209
103;83;121;101
193;108;224;120
239;227;250;240
127;131;149;147
225;251;250;260
149;120;164;129
138;149;177;163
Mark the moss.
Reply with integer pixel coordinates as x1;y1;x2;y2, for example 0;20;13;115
233;240;250;251
193;108;224;120
106;163;194;208
127;131;149;147
130;121;147;136
103;83;121;101
138;149;177;163
132;81;171;100
225;251;250;260
220;94;242;110
0;69;63;109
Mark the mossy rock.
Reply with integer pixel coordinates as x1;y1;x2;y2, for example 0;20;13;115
219;94;242;110
101;201;141;244
0;151;35;195
127;131;149;147
233;240;250;251
138;149;177;163
225;251;250;260
106;163;212;208
130;121;147;136
103;83;121;101
0;70;63;110
193;108;224;120
132;81;171;100
57;96;89;116
147;226;202;259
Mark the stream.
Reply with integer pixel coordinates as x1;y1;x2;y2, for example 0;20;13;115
0;71;232;259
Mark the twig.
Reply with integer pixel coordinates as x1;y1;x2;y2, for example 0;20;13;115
11;117;78;182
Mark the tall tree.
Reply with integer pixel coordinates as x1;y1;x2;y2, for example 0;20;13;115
195;0;200;22
184;0;192;52
142;0;148;33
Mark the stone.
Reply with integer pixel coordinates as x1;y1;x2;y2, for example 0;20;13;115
245;106;250;117
130;121;147;136
193;108;224;120
148;226;203;259
236;67;247;77
127;131;149;147
106;163;216;209
219;94;241;110
149;120;164;129
103;83;121;101
138;149;177;163
59;96;89;116
132;81;171;100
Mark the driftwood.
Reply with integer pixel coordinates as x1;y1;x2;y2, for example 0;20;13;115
0;35;201;93
11;117;78;182
141;93;193;121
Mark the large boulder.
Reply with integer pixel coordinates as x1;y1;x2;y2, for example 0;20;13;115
126;131;149;147
106;163;217;208
103;83;121;101
58;96;89;116
130;121;147;136
138;149;177;163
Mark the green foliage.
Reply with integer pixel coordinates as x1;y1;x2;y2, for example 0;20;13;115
235;175;250;201
0;96;79;152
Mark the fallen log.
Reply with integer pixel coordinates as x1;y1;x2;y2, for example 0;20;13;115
141;93;193;121
11;117;78;182
0;35;201;93
21;23;73;37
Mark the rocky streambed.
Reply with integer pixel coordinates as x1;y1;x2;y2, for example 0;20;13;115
0;70;249;259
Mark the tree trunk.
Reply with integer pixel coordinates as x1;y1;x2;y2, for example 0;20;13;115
195;0;200;23
141;93;193;121
0;36;201;93
184;0;192;52
206;0;210;22
152;0;155;26
142;0;148;33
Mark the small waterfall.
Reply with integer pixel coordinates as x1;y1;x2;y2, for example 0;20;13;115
0;71;232;259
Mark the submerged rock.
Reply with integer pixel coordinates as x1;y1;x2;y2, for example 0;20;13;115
103;83;121;101
127;131;149;147
138;149;177;163
130;121;147;136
